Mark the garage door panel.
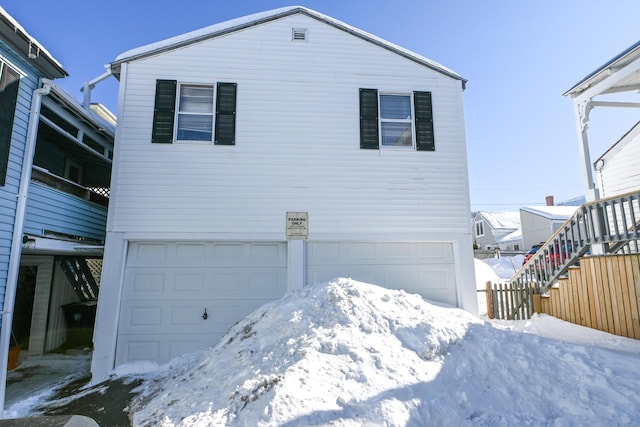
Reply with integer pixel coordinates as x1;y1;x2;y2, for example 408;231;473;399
117;334;222;365
307;241;457;306
120;299;269;335
117;241;287;366
123;267;286;300
309;242;454;265
125;242;287;268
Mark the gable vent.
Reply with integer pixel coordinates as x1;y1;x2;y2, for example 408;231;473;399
292;28;308;42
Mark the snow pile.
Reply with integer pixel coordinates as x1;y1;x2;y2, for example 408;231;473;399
482;255;523;280
129;278;640;426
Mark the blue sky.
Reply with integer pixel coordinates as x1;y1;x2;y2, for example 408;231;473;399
5;0;639;211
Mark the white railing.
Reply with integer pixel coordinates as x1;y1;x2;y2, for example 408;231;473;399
511;190;640;293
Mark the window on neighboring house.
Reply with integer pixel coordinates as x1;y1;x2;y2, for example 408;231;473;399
0;61;20;186
359;88;434;151
475;221;484;237
151;80;237;145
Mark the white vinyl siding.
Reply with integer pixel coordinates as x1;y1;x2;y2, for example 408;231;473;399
109;14;469;237
598;131;640;198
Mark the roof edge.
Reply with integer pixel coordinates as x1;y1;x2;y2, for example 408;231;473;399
563;40;640;97
111;6;466;86
0;6;67;78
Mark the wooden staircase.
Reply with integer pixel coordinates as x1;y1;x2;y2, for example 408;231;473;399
511;190;640;294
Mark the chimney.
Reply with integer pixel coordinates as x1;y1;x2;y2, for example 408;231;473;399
545;195;555;206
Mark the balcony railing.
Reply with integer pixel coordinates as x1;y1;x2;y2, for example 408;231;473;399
31;166;109;207
511;190;640;294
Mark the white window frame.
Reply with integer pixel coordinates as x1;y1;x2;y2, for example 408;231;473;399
175;83;215;143
378;92;415;150
475;221;485;237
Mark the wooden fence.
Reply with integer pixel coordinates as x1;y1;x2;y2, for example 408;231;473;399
485;282;535;320
540;254;640;339
484;254;640;339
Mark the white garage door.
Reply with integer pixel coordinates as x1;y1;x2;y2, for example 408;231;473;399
307;242;457;305
116;241;287;365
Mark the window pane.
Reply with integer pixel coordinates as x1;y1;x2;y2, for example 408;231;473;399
380;95;411;119
179;85;213;113
381;122;412;147
177;114;213;141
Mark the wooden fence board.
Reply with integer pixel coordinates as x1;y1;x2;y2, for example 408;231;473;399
583;259;596;329
593;258;609;332
618;257;633;338
538;255;640;340
605;257;626;336
571;267;585;326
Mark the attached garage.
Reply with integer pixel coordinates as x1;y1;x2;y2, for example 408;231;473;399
116;241;287;365
92;6;478;382
307;242;458;306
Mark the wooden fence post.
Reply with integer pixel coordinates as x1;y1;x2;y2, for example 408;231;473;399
486;281;494;319
533;286;542;314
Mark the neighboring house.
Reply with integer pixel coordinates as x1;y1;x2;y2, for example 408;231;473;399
497;229;523;252
471;211;521;251
564;40;640;202
0;7;114;410
92;6;477;380
595;121;640;198
520;206;579;251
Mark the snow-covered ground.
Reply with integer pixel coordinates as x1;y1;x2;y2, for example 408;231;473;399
6;256;640;426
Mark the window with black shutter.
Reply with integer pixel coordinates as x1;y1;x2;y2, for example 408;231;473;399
151;80;177;143
214;82;237;145
151;80;237;145
359;88;379;149
0;63;20;185
359;88;435;151
414;91;435;151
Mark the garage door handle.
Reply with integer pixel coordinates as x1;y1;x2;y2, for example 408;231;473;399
202;308;208;320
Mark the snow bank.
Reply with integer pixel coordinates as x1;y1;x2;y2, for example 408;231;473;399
129;278;640;426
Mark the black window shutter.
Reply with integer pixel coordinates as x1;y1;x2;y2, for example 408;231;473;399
414;91;435;151
359;88;379;149
151;80;177;143
214;82;237;145
0;66;20;185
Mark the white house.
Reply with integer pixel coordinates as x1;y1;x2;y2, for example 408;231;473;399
595;121;640;198
471;211;521;251
520;206;579;250
91;6;477;381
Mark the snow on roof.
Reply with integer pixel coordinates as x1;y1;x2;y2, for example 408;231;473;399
476;211;520;230
0;6;66;75
112;6;465;85
521;205;578;220
497;228;522;243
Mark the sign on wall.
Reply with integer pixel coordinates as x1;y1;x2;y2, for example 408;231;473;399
286;212;308;239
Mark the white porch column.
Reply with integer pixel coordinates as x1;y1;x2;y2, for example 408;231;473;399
572;99;605;254
573;100;599;202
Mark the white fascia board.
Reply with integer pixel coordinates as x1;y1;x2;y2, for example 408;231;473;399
569;56;640;104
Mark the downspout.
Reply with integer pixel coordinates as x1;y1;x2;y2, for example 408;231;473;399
0;79;52;416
